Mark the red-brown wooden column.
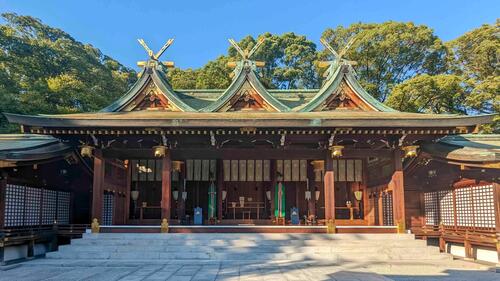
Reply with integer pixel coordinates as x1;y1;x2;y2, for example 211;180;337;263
0;171;7;228
161;155;172;220
124;163;132;224
493;183;500;261
390;148;406;232
324;156;335;221
91;150;105;223
217;159;224;222
307;161;316;218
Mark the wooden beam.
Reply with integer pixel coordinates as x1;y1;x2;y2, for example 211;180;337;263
390;148;406;232
161;155;172;220
324;156;335;221
91;150;105;223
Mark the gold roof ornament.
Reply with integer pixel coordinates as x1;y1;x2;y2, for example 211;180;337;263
137;38;175;69
319;36;358;79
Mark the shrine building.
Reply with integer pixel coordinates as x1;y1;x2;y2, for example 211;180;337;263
0;38;498;263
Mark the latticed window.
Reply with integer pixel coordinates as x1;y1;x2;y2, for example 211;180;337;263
424;185;496;229
3;184;72;227
455;187;474;227
470;185;495;228
42;189;57;225
438;190;455;226
57;191;71;224
424;192;439;225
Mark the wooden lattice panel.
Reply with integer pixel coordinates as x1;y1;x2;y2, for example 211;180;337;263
424;191;439;226
24;187;42;226
5;184;25;227
42;189;57;225
455;187;474;227
57;191;71;224
471;185;495;228
438;190;455;226
382;192;394;226
102;193;114;226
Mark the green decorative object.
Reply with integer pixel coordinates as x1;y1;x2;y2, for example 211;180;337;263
274;182;286;218
208;181;216;219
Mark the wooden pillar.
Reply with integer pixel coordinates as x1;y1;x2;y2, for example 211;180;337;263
217;159;223;222
307;161;315;218
493;183;500;262
91;150;105;223
124;163;131;224
270;160;276;220
324;156;335;221
390;148;406;232
0;171;7;228
161;155;172;220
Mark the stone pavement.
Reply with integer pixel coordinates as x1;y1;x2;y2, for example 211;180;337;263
0;258;498;281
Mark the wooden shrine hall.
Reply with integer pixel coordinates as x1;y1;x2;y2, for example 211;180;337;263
2;38;497;236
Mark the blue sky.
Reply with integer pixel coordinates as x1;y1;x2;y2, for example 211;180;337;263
1;0;498;70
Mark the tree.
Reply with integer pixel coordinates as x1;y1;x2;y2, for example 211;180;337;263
386;74;470;114
0;13;136;132
321;21;447;101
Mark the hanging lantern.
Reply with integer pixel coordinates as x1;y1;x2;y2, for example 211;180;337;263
329;145;344;158
305;190;312;201
266;190;272;201
310;160;325;181
222;190;227;201
171;160;183;172
402;145;419;158
80;145;94;158
131;190;139;201
153;145;167;158
172;190;179;201
315;190;321;201
354;190;363;201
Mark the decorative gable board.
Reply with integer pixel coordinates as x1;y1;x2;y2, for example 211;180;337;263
123;80;181;112
217;80;278;112
316;80;375;111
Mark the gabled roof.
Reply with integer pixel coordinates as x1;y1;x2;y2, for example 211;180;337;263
101;65;195;112
199;61;290;112
296;65;396;112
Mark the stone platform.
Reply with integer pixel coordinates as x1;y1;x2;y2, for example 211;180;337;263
1;233;497;280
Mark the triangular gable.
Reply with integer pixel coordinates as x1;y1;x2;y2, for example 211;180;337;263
199;67;289;112
296;65;397;112
101;67;195;112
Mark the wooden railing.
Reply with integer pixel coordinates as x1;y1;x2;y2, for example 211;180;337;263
412;224;499;259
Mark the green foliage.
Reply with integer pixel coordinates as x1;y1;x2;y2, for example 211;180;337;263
387;74;469;114
0;13;136;132
321;21;447;101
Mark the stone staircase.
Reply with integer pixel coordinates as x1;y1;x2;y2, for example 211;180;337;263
46;233;452;263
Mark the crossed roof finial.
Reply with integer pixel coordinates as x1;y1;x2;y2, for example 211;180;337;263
227;38;266;70
137;38;175;68
318;36;357;78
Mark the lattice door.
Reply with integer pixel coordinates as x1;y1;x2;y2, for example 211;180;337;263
382;192;394;226
102;193;114;225
471;185;495;228
4;184;25;227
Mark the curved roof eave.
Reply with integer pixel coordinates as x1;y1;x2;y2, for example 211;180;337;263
295;66;344;112
199;66;290;112
100;67;196;112
296;65;398;112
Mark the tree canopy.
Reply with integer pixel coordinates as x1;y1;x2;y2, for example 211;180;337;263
0;14;498;133
0;13;137;132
